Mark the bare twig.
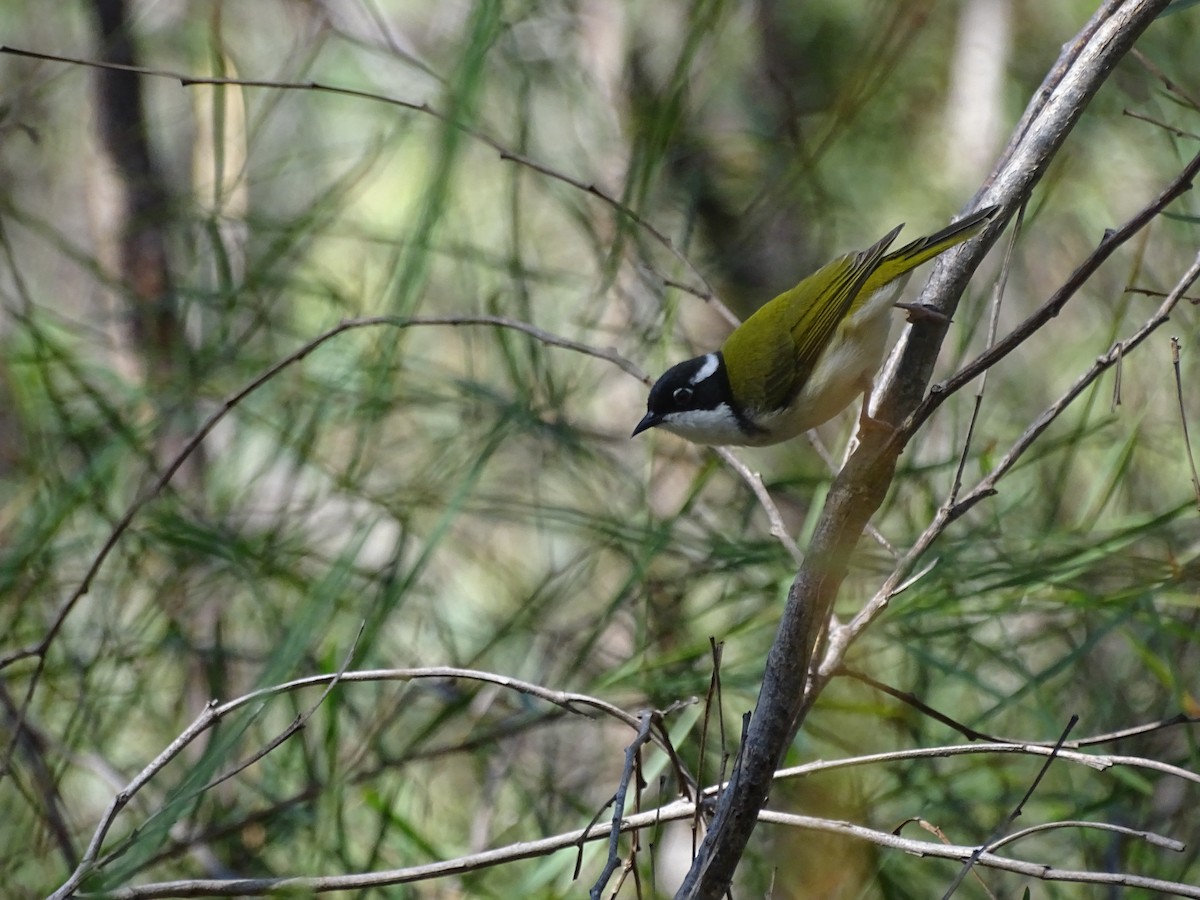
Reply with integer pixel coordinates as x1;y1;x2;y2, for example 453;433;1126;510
988;819;1185;854
1125;286;1200;304
1123;108;1200;141
1170;337;1200;510
590;711;654;899
91;796;1200;899
942;716;1078;898
1130;47;1200;112
950;202;1023;505
714;449;804;565
841;667;1200;749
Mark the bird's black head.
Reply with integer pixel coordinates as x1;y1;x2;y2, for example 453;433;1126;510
632;352;746;444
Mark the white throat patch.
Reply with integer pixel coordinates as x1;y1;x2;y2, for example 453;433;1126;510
689;353;720;385
660;403;744;445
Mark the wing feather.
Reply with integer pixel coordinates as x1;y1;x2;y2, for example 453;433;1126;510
722;226;900;414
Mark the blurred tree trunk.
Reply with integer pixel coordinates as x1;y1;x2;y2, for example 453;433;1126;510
88;0;225;734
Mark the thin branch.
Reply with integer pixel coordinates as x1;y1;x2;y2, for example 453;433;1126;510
1170;336;1200;510
1123;107;1200;141
949;202;1023;505
841;668;1200;749
988;819;1185;854
714;449;804;566
91;797;1200;899
1130;46;1200;112
591;711;654;899
908;148;1200;436
1125;286;1200;304
0;44;735;322
942;716;1078;898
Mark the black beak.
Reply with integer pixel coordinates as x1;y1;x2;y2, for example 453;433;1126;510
631;411;660;438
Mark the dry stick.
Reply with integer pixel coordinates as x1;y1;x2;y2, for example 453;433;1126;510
52;666;694;900
90;626;367;878
950;202;1024;505
90;796;1200;899
842;666;1200;749
50;664;1200;899
770;741;1200;785
898;818;1001;900
941;716;1079;899
1123;108;1200;141
714;449;804;566
989;819;1184;854
1125;285;1200;304
820;157;1200;691
591;711;654;900
0;44;734;323
678;3;1176;896
693;639;725;861
837;667;1004;742
1130;46;1200;112
1170;337;1200;510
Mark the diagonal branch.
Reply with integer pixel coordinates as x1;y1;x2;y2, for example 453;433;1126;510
675;2;1174;896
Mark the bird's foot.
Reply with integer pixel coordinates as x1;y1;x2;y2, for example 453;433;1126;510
895;301;951;325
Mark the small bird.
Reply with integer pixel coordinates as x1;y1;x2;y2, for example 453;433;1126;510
632;206;997;446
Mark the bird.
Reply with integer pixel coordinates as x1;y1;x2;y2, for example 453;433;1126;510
632;206;997;446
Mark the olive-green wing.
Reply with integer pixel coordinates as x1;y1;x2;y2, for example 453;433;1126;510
723;226;901;413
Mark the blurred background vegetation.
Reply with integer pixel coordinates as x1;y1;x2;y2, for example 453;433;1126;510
1;0;1198;897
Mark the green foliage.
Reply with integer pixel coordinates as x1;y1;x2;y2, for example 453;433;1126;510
0;1;1198;898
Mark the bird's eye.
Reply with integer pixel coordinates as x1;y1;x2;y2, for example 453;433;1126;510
672;386;693;404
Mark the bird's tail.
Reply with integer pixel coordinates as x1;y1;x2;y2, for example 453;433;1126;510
864;204;1000;294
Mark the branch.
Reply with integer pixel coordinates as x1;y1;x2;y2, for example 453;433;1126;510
88;794;1200;899
48;666;695;899
676;2;1175;896
820;165;1200;681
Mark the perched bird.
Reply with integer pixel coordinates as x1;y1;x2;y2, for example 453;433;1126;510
632;206;997;446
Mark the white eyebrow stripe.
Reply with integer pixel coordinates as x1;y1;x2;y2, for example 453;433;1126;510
690;353;719;385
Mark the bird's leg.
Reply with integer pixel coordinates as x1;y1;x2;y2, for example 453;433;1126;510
856;382;896;439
